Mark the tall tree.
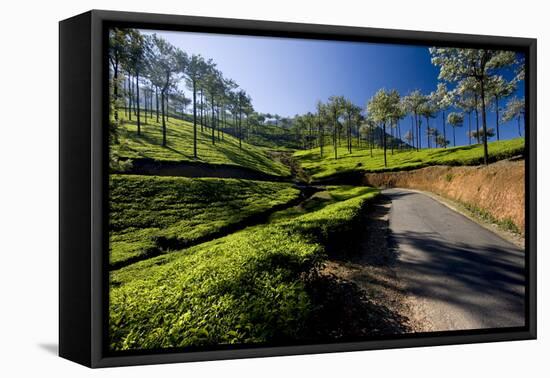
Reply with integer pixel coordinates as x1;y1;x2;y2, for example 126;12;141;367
403;90;428;151
435;133;450;148
185;54;207;157
368;89;396;167
403;130;414;147
150;35;181;147
327;96;345;159
470;128;495;141
126;31;150;135
419;98;437;149
221;78;238;141
431;83;452;148
447;112;464;146
359;118;376;157
514;53;525;83
243;96;254;141
456;77;482;144
487;75;516;140
388;91;405;153
454;84;477;145
502;97;525;136
316;101;325;158
108;28;130;121
236;90;250;149
203;65;222;145
302;112;316;149
343;99;361;154
430;47;515;164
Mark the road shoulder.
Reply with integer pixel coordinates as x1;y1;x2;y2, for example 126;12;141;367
392;187;525;250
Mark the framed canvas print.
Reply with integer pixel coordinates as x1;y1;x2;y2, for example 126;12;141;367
59;10;536;368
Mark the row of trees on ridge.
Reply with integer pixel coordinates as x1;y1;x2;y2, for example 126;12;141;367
109;28;526;168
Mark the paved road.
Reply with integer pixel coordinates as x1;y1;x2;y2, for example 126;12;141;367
383;188;525;332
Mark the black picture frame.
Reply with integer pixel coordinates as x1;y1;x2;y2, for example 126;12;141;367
59;9;537;368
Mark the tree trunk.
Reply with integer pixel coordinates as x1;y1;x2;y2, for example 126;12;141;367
200;91;204;132
442;111;447;148
474;94;480;144
391;120;395;154
124;76;128;118
356;122;360;149
113;59;119;121
480;79;489;165
468;111;472;145
370;129;373;157
383;122;387;167
128;75;133;121
415;114;419;151
333;116;338;160
318;116;323;158
239;112;242;149
136;71;141;135
417;114;422;150
192;81;197;158
410;116;415;150
150;89;153;118
161;91;167;147
217;107;221;141
144;89;148;124
211;99;216;145
132;78;136;116
155;87;159;123
165;94;169;122
397;122;402;150
223;108;226;141
495;95;500;141
348;115;352;154
453;126;456;147
427;118;432;148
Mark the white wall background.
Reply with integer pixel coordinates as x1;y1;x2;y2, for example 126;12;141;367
0;0;546;376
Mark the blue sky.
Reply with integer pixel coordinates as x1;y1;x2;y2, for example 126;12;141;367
141;29;525;146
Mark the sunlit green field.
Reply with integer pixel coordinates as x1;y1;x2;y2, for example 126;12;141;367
109;174;300;268
109;186;379;351
117;113;290;177
242;123;302;150
294;138;525;180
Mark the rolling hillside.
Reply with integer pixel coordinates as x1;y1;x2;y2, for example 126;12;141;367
109;186;379;350
294;137;525;180
116;115;291;177
109;174;301;268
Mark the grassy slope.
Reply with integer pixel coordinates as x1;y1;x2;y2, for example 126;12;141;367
110;175;300;267
294;138;525;180
109;186;379;351
117;114;290;176
238;124;301;150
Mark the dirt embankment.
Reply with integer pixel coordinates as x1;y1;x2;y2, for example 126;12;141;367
362;160;525;233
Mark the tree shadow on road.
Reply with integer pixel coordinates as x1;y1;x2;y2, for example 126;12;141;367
299;195;415;342
392;229;525;328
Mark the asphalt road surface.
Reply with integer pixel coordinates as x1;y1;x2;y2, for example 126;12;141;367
383;188;525;332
